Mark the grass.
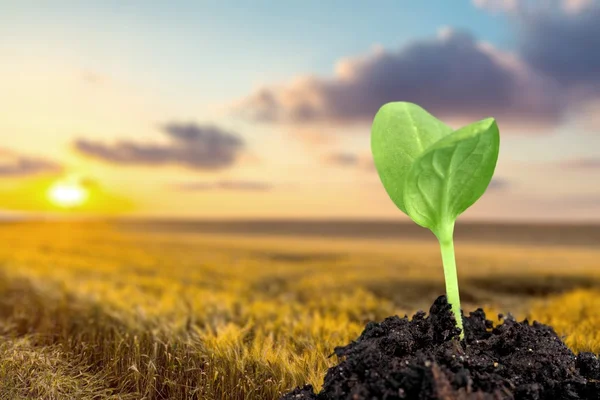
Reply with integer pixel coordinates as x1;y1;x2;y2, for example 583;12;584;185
0;221;599;399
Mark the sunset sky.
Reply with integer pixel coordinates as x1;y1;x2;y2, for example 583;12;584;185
1;0;599;221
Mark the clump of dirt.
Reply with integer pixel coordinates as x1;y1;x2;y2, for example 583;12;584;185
282;296;600;400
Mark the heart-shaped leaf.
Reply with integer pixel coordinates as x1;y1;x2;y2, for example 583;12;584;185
403;117;500;239
371;102;453;214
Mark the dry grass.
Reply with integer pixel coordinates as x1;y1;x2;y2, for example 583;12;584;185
0;336;129;400
0;221;598;399
528;289;600;354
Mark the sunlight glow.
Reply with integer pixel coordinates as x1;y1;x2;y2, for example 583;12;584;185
48;181;88;208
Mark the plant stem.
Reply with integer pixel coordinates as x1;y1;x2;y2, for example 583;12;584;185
437;222;464;339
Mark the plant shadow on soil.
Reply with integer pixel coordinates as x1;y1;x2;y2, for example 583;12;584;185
282;295;600;400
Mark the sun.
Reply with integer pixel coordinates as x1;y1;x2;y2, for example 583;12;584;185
48;180;89;208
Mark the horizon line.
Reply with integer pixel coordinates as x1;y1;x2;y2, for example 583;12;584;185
2;214;600;227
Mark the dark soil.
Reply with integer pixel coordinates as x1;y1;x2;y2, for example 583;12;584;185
282;296;600;400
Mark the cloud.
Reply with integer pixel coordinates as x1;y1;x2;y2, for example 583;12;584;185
322;152;376;171
472;0;519;13
172;180;272;192
562;0;595;14
487;177;510;191
473;0;595;15
235;28;563;130
323;152;360;167
58;175;101;189
82;70;108;84
473;0;600;131
563;193;600;207
74;122;245;170
561;157;600;168
517;3;600;91
473;1;600;92
236;2;600;136
290;128;338;146
0;149;62;177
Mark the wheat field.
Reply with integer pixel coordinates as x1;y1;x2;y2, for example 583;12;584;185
0;221;598;399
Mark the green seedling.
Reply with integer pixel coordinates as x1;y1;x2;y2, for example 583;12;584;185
371;102;500;338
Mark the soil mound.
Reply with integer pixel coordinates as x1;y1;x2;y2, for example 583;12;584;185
282;296;600;399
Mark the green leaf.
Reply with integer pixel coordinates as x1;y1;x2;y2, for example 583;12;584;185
403;117;500;238
371;102;453;214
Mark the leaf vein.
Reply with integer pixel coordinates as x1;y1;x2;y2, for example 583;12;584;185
404;108;424;152
432;151;446;180
416;169;439;219
448;133;485;211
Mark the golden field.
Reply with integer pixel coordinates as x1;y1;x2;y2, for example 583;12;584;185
0;221;599;399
